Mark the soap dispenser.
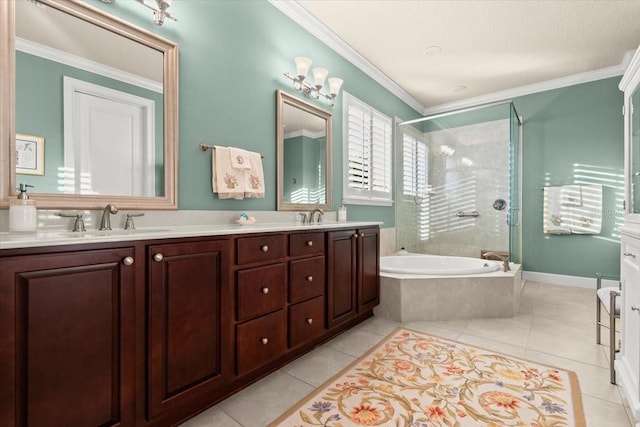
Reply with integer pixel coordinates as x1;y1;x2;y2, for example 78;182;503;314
9;184;37;232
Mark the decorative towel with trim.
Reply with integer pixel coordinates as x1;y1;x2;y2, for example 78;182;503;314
243;150;265;199
543;184;603;234
543;186;571;234
229;147;252;170
212;145;244;199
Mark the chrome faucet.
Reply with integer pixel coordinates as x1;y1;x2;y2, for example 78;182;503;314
99;204;118;230
309;208;324;224
482;251;510;272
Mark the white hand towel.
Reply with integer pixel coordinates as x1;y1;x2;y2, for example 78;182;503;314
212;145;244;199
228;147;252;170
543;186;571;234
243;150;265;199
569;184;602;234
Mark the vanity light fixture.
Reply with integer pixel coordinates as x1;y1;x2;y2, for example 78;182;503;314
284;57;343;106
101;0;178;26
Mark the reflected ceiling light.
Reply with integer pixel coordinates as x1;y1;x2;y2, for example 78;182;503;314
101;0;178;26
284;57;343;106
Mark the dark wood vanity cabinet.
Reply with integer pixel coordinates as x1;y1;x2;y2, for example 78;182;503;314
0;225;379;427
0;247;136;427
146;239;232;422
327;227;380;328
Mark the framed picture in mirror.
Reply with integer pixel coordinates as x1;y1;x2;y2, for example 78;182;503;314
15;133;44;176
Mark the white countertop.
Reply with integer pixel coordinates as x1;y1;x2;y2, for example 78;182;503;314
0;221;383;250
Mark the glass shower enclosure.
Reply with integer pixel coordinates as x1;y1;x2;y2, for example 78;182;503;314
395;101;522;263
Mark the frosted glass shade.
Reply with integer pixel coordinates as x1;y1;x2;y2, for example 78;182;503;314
328;77;343;96
295;57;312;80
312;68;328;88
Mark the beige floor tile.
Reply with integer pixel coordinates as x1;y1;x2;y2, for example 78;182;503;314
179;406;242;427
581;394;631;427
402;321;462;340
217;371;313;427
279;345;355;387
324;327;386;357
462;316;532;347
527;329;610;368
353;315;402;336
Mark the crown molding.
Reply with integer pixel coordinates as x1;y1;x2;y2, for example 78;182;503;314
619;47;640;91
269;1;633;118
268;0;425;114
423;62;627;116
16;37;163;93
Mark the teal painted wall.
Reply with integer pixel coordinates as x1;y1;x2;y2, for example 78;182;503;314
86;0;421;227
514;77;624;278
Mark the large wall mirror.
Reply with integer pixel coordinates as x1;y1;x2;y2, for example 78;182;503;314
276;90;332;212
0;0;178;209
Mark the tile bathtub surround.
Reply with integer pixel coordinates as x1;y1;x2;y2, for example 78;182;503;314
181;281;633;427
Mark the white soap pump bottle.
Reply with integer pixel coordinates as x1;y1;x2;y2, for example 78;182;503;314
338;202;347;222
9;184;37;232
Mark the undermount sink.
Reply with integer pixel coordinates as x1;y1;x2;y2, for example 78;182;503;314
55;228;170;238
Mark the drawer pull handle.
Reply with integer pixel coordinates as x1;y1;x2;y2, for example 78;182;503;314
624;252;636;258
306;240;313;247
261;245;269;252
122;256;134;266
153;253;164;262
306;275;313;282
306;318;313;325
632;306;640;312
261;287;269;294
261;337;269;345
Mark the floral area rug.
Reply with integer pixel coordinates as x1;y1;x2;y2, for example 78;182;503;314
269;328;585;427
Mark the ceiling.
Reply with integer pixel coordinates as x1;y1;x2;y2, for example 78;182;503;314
291;0;640;114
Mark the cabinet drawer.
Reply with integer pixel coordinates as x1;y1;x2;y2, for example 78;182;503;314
236;234;285;265
289;256;325;304
289;232;325;257
237;263;285;321
289;296;326;348
236;310;286;376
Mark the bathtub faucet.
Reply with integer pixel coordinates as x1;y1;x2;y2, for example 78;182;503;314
482;252;510;272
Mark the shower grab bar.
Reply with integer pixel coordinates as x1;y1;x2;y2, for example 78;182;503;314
456;210;480;218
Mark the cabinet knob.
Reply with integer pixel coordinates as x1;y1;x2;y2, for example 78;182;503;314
261;337;269;345
352;233;358;239
632;306;640;312
306;240;313;247
261;287;269;294
361;232;365;237
306;318;313;325
624;252;637;258
261;245;269;252
306;275;313;282
153;253;164;262
122;256;134;266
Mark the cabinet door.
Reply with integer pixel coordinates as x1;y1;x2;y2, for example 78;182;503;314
327;230;357;328
0;248;135;427
358;227;380;312
147;240;232;419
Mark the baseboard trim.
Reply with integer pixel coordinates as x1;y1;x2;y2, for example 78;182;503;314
523;271;619;289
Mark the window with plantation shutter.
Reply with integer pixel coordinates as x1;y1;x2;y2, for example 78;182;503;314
343;92;392;206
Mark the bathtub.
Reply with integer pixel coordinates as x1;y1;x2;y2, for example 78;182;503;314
380;254;501;275
375;254;523;322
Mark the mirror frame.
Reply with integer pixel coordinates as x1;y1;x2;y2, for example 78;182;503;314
276;89;332;212
0;0;178;209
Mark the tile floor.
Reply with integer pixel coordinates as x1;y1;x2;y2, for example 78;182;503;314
180;281;632;427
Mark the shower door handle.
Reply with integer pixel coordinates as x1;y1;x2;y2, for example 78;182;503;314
507;208;520;226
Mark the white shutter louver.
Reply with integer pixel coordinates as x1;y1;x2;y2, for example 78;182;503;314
343;93;392;205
